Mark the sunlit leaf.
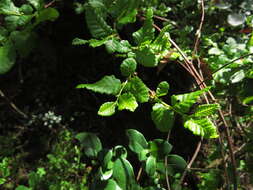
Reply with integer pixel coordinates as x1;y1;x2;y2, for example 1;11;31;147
77;75;121;95
184;118;219;138
98;102;117;116
124;76;149;103
227;13;246;27
118;93;138;112
156;81;169;97
192;104;220;117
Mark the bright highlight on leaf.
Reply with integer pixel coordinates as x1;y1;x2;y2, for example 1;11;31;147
171;87;211;114
192;104;220;117
77;75;121;95
156;81;169;97
184;118;219;138
98;102;117;116
118;93;138;112
124;76;149;103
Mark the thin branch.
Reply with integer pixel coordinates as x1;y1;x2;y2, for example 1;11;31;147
0;89;28;118
153;15;170;22
193;0;205;54
179;139;202;185
44;0;56;8
165;130;171;190
198;52;253;86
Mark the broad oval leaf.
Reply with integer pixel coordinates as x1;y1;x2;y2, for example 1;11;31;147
227;13;246;27
77;75;121;95
120;58;137;77
36;8;59;23
105;39;131;54
118;93;138;112
184;118;219;139
167;154;187;171
151;103;175;132
0;42;16;74
149;139;173;158
75;132;102;158
98;102;117;116
145;156;156;177
192;104;220;117
124;76;149;103
133;8;154;45
135;47;158;67
156;81;169;97
126;129;148;154
171;87;210;114
112;158;136;190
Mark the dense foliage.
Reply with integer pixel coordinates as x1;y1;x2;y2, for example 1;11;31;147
0;0;253;189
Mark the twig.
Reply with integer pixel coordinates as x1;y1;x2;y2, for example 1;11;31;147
153;22;237;190
0;89;28;118
165;130;171;190
136;167;143;182
179;139;202;185
198;52;253;86
193;0;205;55
153;15;170;22
44;0;56;8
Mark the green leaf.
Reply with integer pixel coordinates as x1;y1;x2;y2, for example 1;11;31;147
98;102;117;116
0;0;20;15
15;185;31;190
124;76;149;103
184;118;219;138
171;87;210;114
145;156;156;177
149;139;173;158
135;46;158;67
133;8;154;44
156;81;169;97
10;31;37;58
151;103;175;132
85;7;113;38
91;179;122;190
104;179;122;190
243;96;253;105
72;37;107;47
5;15;33;30
117;0;140;25
105;39;131;53
36;8;59;23
167;154;187;171
20;4;33;15
75;132;102;157
192;104;220;117
230;70;245;83
112;158;136;190
118;93;138;112
120;58;137;77
27;0;42;10
126;129;148;154
0;42;16;74
77;75;121;95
